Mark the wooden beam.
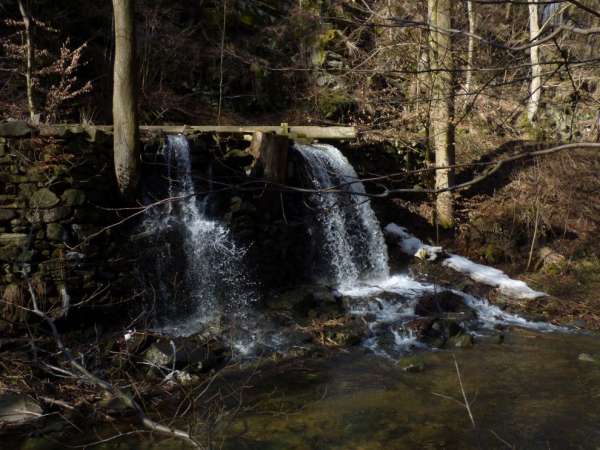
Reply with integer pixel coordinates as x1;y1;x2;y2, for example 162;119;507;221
38;124;357;141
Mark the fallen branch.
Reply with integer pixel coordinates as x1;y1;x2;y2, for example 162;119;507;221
21;273;202;449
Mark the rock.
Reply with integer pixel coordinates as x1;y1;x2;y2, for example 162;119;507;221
30;188;60;209
320;317;368;346
448;333;475;348
415;291;476;321
0;245;21;261
397;355;425;373
0;121;31;138
60;189;85;207
46;223;64;241
26;206;71;224
0;233;28;246
223;149;254;169
163;370;199;386
578;353;599;363
0;393;43;426
538;247;565;273
0;209;15;222
143;337;228;373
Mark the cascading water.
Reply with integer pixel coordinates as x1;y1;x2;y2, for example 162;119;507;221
146;135;255;336
295;142;556;358
295;143;389;288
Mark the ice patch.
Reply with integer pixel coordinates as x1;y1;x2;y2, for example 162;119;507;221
384;223;443;261
385;222;546;300
443;255;546;300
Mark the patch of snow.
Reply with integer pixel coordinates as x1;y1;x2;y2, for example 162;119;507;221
385;223;546;301
384;223;442;261
443;255;546;300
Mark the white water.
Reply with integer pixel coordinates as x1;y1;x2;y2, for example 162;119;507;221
292;143;561;357
295;143;389;288
151;135;255;336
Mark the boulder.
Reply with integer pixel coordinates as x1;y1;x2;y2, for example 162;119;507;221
0;233;28;246
0;209;15;222
143;337;229;373
46;223;64;241
26;206;71;224
30;188;60;209
397;355;425;373
448;333;475;348
415;291;476;321
61;189;85;207
0;393;42;426
0;121;31;138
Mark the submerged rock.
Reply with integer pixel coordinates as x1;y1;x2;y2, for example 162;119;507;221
397;355;425;373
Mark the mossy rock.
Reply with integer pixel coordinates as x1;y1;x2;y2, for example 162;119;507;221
397;355;426;373
46;223;64;241
26;206;71;224
30;188;60;209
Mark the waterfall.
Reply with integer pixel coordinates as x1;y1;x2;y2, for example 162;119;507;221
151;135;254;335
295;143;390;288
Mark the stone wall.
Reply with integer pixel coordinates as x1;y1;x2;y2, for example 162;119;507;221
0;122;131;333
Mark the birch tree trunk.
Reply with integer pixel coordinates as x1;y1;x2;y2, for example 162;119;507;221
428;0;455;228
465;0;475;96
527;3;542;124
112;0;140;199
17;0;35;121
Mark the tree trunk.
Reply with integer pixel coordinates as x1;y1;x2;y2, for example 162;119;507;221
112;0;140;199
527;3;542;124
465;0;475;96
428;0;455;228
17;0;35;121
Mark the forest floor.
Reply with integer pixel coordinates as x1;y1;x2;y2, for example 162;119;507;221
387;135;600;331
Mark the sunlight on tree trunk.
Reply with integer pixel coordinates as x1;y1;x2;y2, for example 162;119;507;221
17;0;35;121
465;0;475;96
528;3;542;124
428;0;455;229
112;0;140;199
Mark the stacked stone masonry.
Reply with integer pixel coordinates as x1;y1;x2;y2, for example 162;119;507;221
0;121;129;332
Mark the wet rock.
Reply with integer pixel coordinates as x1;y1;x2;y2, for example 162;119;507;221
404;316;466;348
0;393;43;426
268;285;342;319
0;121;31;137
320;316;368;346
30;188;60;209
448;333;475;348
415;291;473;318
143;337;229;373
163;370;200;387
397;355;425;373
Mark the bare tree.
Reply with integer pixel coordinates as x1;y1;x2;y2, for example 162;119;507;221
527;2;542;124
428;0;455;228
465;0;476;97
112;0;140;199
16;0;35;121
